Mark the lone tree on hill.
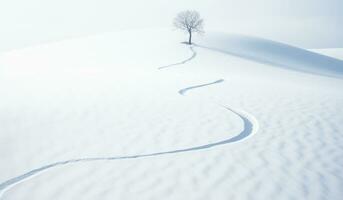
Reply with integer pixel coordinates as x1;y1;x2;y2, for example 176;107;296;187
174;10;204;45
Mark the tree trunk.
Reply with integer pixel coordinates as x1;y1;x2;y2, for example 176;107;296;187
188;31;192;45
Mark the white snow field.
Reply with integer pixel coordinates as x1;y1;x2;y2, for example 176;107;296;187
0;29;343;200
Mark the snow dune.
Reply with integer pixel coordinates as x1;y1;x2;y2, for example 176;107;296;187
197;33;343;78
0;33;259;198
0;104;257;198
0;75;257;198
0;29;342;199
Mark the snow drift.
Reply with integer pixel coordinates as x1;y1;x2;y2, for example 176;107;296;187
0;29;343;200
197;33;343;78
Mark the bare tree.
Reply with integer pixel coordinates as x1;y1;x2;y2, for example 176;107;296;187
174;10;204;45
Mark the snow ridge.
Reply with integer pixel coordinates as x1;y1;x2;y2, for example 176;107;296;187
197;33;343;78
0;45;258;199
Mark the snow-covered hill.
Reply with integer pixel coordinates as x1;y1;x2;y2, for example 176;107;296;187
0;29;342;200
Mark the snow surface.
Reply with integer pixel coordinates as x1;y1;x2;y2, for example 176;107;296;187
0;29;343;200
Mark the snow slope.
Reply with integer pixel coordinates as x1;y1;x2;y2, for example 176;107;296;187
197;33;343;78
0;29;342;200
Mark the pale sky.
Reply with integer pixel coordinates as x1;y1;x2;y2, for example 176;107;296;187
0;0;342;51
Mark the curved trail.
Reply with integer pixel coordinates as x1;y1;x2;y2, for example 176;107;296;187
158;46;197;69
179;79;224;95
0;108;258;196
0;45;258;199
0;108;258;197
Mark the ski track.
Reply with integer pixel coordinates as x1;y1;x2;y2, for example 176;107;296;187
158;45;197;69
0;45;258;199
179;79;225;95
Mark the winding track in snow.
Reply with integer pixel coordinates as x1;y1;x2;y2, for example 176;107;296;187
0;107;258;197
0;45;258;198
158;46;197;69
179;79;225;95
